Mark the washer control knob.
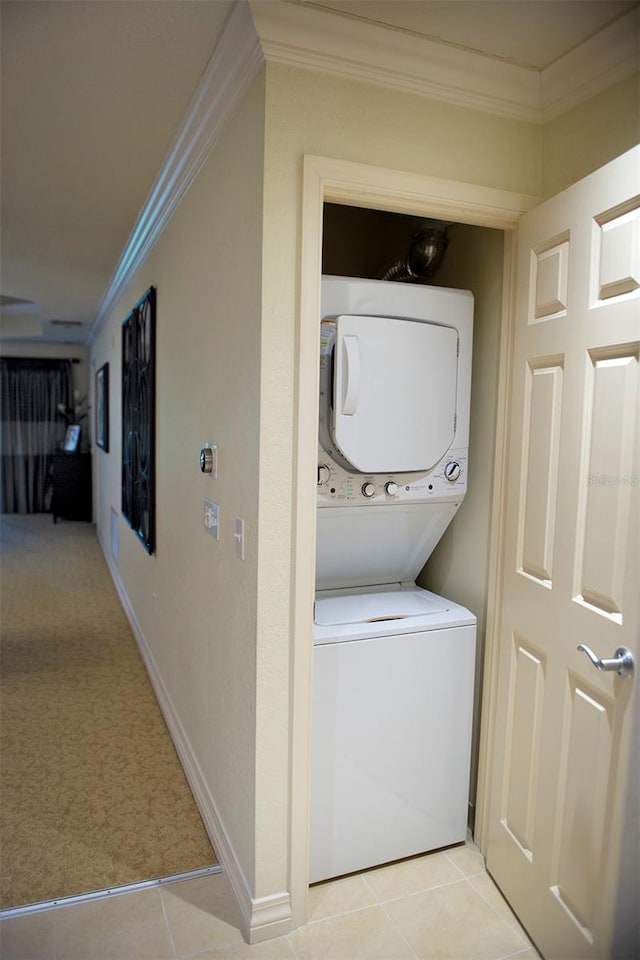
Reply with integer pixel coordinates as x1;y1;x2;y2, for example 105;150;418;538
317;464;331;485
362;482;376;498
444;461;461;482
385;482;398;496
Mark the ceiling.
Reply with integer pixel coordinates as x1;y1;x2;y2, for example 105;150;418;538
1;0;636;346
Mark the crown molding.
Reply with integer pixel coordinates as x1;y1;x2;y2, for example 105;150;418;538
89;1;264;343
250;0;541;122
250;1;638;125
540;7;639;121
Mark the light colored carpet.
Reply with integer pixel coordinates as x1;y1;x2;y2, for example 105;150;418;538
0;513;216;909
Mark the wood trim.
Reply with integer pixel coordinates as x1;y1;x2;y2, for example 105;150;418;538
289;156;324;929
291;154;539;919
304;155;540;228
474;228;519;850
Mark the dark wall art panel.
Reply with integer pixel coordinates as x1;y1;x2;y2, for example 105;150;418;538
121;286;156;554
96;362;109;452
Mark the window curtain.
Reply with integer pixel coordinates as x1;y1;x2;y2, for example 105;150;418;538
1;358;73;513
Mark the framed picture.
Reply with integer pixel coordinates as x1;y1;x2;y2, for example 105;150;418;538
63;424;81;452
122;286;156;554
96;363;109;452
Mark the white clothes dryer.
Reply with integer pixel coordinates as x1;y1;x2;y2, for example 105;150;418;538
316;276;473;591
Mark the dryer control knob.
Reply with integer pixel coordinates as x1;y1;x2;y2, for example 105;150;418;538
385;482;398;496
444;461;461;482
317;464;331;485
362;482;376;498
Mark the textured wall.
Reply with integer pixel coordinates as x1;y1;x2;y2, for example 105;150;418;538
264;63;542;197
542;73;640;199
91;70;266;891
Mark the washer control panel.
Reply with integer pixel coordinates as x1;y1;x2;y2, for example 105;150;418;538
317;448;467;504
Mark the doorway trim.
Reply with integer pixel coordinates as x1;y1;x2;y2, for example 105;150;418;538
290;153;540;926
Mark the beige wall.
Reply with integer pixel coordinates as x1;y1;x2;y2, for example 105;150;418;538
542;73;640;199
265;64;542;197
90;72;269;892
260;63;540;860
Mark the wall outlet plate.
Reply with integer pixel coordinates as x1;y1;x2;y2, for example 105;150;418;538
234;516;245;560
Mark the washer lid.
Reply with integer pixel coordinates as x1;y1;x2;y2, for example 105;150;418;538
315;588;450;626
332;314;458;474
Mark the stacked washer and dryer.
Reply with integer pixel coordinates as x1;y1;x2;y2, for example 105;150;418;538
310;275;477;884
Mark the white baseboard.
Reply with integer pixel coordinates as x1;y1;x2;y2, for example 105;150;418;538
96;529;292;943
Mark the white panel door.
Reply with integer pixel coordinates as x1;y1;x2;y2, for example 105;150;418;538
332;314;458;472
486;147;639;958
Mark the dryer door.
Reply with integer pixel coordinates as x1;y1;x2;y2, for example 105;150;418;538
332;314;458;473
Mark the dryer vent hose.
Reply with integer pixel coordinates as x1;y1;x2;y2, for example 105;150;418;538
377;226;449;283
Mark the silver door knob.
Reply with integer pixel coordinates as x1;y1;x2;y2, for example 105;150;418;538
577;644;634;679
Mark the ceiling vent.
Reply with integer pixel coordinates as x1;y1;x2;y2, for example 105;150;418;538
50;319;84;327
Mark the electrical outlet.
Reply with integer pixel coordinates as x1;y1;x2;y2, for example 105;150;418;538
203;499;219;539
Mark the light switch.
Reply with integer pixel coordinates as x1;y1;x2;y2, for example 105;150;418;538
234;517;245;560
203;499;219;540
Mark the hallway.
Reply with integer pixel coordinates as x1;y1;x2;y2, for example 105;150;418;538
0;514;216;910
0;515;542;957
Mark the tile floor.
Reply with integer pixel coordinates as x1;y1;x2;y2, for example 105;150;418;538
0;839;541;960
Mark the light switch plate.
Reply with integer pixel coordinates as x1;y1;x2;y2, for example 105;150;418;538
203;499;220;539
234;517;245;560
208;443;218;479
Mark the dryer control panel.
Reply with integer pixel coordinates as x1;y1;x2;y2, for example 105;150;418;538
317;447;468;505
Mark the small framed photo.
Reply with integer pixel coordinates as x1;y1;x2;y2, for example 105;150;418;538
63;424;81;452
96;362;109;452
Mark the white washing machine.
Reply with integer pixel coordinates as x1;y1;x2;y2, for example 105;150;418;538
311;276;477;883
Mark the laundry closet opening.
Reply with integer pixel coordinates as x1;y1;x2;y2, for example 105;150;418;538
319;201;505;834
